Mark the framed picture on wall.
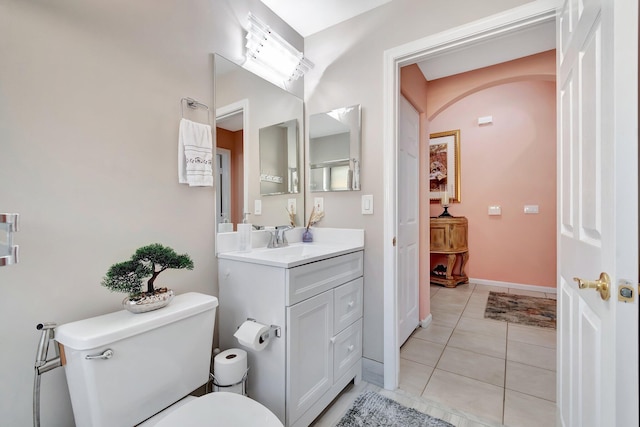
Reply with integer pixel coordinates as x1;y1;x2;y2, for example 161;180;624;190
429;129;461;203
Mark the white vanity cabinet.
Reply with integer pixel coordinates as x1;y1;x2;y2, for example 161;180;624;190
218;249;363;427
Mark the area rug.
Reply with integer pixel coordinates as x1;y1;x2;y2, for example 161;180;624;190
336;391;454;427
484;291;556;329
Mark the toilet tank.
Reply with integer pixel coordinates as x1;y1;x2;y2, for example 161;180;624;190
56;292;218;427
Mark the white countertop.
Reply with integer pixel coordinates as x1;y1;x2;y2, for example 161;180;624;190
217;228;364;268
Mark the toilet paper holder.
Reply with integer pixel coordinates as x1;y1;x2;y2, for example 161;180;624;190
242;318;281;343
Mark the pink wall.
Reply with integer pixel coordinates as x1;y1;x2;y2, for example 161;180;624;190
401;51;557;322
429;79;557;287
426;50;556;120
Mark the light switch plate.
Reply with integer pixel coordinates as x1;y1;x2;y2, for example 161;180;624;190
254;199;262;215
524;205;539;214
362;195;374;215
488;206;501;216
314;197;324;213
288;199;296;215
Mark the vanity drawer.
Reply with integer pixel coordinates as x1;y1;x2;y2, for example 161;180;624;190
286;251;363;306
333;277;363;335
332;319;362;381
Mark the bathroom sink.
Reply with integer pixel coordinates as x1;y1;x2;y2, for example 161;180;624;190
218;242;363;268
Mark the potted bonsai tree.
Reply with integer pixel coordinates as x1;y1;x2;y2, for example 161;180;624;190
102;243;194;313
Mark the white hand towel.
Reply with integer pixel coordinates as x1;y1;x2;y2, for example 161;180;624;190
178;118;213;187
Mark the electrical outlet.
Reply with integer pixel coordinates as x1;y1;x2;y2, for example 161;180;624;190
314;197;324;213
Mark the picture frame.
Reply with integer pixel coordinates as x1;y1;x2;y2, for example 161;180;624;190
429;129;461;203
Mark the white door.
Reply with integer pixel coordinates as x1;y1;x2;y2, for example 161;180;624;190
397;96;420;345
557;0;638;425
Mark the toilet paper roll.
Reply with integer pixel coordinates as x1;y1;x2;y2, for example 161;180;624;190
213;348;247;386
233;320;270;352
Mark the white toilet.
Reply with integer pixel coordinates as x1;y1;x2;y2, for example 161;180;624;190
55;292;282;427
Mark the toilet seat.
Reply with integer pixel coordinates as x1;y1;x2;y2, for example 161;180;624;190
153;392;283;427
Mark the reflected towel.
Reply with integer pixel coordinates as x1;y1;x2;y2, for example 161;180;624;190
178;118;213;186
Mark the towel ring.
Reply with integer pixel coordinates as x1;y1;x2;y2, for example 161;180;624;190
181;97;211;125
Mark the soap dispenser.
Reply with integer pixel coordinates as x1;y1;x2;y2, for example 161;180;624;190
237;213;252;252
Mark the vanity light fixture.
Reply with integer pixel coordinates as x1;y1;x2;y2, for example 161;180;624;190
244;13;313;87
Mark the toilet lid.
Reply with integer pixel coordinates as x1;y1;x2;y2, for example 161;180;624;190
154;392;283;427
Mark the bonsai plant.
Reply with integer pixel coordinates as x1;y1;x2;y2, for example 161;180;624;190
102;243;194;313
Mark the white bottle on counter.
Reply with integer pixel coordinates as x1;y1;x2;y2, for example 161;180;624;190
237;213;252;252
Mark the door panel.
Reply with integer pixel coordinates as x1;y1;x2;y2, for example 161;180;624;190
397;96;420;345
557;0;638;425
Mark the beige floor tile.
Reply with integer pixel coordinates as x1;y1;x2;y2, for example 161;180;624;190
472;284;506;294
456;317;507;339
430;308;462;328
422;369;504;424
400;337;445;367
430;301;467;315
461;300;489;320
503;389;557;427
448;329;507;359
399;358;434;395
505;361;556;402
508;323;556;348
507;340;556;371
468;291;490;304
413;323;454;345
436;346;505;387
430;285;441;298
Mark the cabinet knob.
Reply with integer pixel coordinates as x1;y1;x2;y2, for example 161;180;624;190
330;336;336;343
347;301;355;308
347;344;355;352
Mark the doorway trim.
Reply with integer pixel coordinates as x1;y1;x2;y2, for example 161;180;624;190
382;0;559;389
216;99;250;217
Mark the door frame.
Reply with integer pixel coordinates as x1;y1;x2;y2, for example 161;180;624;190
216;147;231;224
216;99;250;217
382;0;559;390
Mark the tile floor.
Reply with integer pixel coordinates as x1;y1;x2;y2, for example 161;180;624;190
312;282;558;427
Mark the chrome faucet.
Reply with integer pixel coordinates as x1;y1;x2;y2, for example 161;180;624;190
267;225;294;248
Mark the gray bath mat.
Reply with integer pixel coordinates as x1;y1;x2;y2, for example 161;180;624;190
336;391;454;427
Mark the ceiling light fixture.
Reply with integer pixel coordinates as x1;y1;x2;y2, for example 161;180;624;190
244;13;314;87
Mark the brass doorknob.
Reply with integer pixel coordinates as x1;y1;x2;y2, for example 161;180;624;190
573;272;611;301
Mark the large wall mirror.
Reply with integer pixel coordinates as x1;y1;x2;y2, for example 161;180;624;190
309;105;361;192
214;54;304;230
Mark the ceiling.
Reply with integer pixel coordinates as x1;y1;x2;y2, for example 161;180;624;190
259;1;555;81
259;0;393;38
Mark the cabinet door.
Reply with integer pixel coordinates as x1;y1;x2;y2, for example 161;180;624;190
449;222;468;251
286;291;333;424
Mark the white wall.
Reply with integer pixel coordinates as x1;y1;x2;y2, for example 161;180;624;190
303;0;531;364
0;0;302;425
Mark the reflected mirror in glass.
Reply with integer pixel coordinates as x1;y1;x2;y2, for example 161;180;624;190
309;105;361;192
259;119;299;196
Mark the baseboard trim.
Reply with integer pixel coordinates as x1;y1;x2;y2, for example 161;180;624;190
362;357;384;388
420;314;432;328
469;278;557;294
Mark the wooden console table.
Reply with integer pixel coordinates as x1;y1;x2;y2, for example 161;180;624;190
430;216;469;288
